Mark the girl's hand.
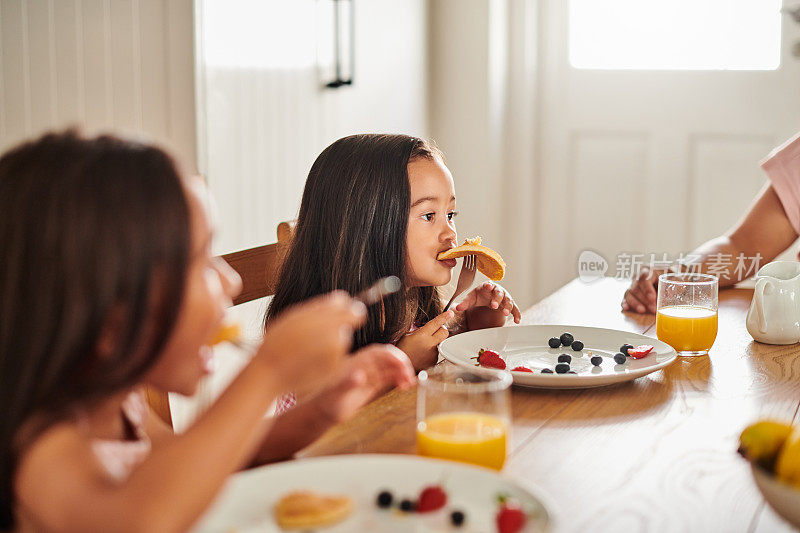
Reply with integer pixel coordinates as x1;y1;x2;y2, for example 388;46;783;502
258;291;367;392
455;281;522;327
396;309;454;371
621;267;662;314
316;344;415;423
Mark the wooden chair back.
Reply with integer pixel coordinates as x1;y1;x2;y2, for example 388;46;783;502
146;220;296;427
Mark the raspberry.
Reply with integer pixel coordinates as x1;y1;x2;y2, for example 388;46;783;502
416;485;447;513
496;503;526;533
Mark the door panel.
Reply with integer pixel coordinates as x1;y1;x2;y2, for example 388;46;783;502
536;0;800;297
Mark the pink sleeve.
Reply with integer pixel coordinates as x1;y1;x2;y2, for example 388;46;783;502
274;392;296;415
762;132;800;234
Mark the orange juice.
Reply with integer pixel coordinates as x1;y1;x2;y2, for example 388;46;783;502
417;412;507;470
656;305;718;353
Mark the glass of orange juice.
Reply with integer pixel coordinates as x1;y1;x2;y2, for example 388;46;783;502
656;273;718;356
416;365;512;470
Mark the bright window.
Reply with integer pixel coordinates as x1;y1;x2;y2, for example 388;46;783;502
201;0;317;69
569;0;782;70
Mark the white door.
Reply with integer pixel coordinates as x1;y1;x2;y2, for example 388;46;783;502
535;0;800;297
173;0;428;431
196;0;428;257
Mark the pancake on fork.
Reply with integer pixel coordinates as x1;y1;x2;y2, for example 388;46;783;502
437;237;506;281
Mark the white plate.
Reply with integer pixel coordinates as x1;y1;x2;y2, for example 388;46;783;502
439;325;677;389
192;454;553;532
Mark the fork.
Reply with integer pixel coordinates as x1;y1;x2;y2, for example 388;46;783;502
223;276;403;356
444;255;477;312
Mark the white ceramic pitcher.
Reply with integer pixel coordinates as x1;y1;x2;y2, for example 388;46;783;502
746;261;800;345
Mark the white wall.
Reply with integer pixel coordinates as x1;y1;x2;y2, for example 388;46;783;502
196;0;429;256
0;0;197;168
428;0;539;307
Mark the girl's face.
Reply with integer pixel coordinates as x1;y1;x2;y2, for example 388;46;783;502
143;177;242;396
405;156;458;288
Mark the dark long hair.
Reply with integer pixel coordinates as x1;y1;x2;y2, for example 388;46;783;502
0;130;191;528
266;134;443;349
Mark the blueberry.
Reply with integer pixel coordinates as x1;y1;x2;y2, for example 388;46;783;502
620;343;634;356
557;354;571;364
571;340;584;351
559;332;574;346
399;498;415;512
376;490;393;508
451;510;466;527
555;363;570;374
590;355;603;366
548;337;561;349
541;368;554;374
613;352;626;364
567;370;577;374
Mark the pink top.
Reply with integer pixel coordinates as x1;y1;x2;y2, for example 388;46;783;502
762;132;800;234
89;391;151;483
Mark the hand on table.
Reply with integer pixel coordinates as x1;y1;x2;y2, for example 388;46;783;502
621;268;665;314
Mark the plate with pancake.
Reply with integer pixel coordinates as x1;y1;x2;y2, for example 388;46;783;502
192;454;553;532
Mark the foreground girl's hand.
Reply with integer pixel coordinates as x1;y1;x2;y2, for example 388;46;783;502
456;281;522;328
316;344;415;423
397;309;454;371
257;291;367;392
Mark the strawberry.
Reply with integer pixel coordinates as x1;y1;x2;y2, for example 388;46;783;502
474;349;506;370
496;502;526;533
627;344;654;359
416;485;447;513
511;366;533;372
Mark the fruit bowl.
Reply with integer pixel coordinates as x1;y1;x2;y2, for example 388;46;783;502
750;463;800;527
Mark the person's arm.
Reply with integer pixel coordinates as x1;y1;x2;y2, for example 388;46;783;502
16;356;285;533
248;344;415;465
248;400;337;464
15;293;365;533
142;401;175;446
623;184;799;313
726;184;799;264
142;340;414;473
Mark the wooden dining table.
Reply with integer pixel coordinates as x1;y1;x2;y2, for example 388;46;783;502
299;277;800;532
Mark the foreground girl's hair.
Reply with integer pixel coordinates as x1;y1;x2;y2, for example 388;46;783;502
0;130;190;527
